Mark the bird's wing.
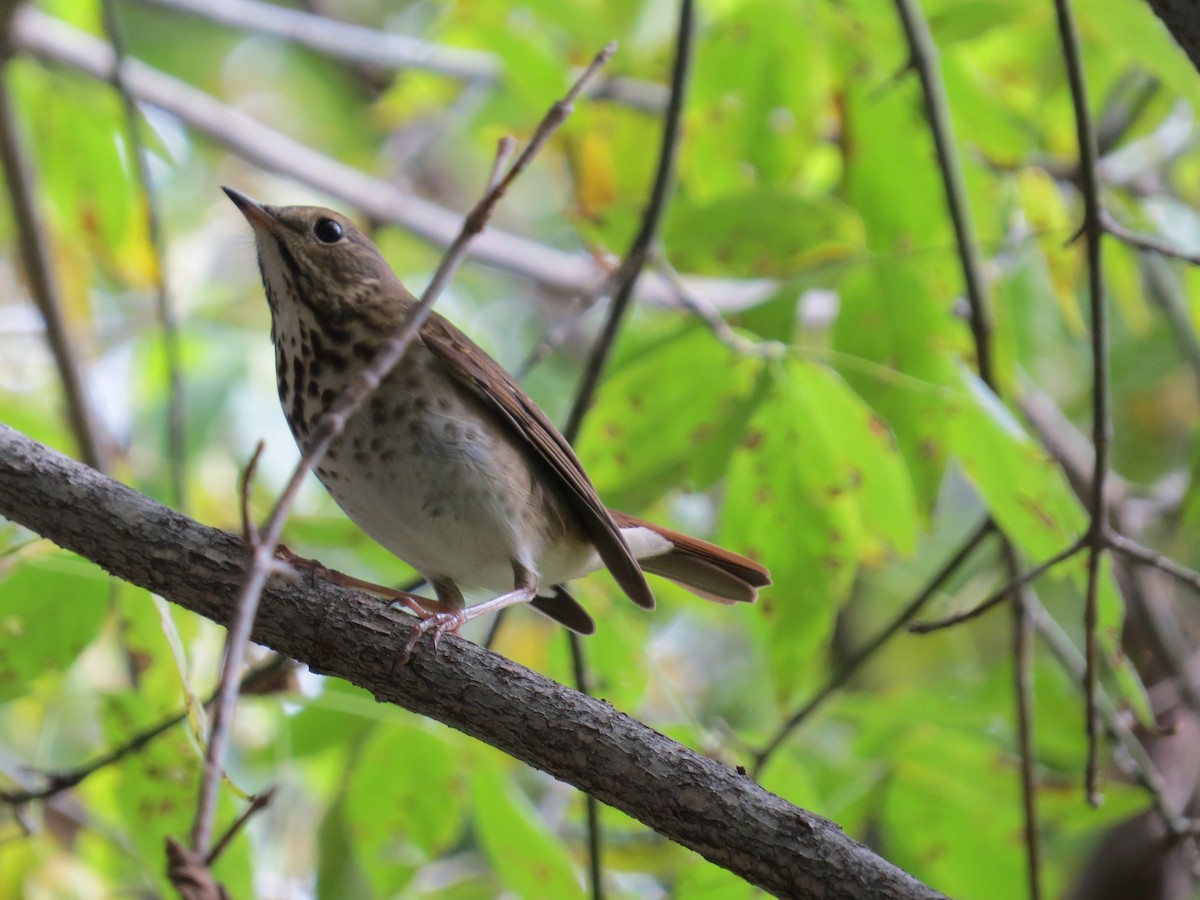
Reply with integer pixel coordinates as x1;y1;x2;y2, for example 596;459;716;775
420;313;654;608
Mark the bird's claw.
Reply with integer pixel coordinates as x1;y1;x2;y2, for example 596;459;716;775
399;610;468;664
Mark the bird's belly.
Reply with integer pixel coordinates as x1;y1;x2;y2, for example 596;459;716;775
313;404;551;595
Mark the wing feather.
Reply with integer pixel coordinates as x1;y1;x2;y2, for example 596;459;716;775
420;314;655;609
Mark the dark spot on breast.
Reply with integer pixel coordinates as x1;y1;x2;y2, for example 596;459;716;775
321;388;336;406
309;357;323;379
380;448;397;463
353;341;375;362
306;379;319;398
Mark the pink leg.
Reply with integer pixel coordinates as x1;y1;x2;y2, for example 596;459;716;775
401;564;538;662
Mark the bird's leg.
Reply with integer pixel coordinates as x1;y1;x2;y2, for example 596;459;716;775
275;543;432;618
400;564;538;662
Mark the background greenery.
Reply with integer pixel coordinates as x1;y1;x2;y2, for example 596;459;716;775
2;0;1200;896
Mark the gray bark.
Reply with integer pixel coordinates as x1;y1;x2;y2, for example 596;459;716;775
0;423;947;900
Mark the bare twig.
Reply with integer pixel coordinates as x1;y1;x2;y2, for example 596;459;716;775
566;629;605;900
189;46;616;860
1100;209;1200;266
99;0;187;508
0;656;289;808
1031;601;1192;841
205;786;275;866
1007;544;1043;900
892;0;993;385
1052;0;1110;808
561;2;694;442
130;0;667;112
654;252;784;359
910;538;1085;633
238;441;265;546
751;518;994;778
0;56;109;471
9;9;772;315
1106;532;1200;595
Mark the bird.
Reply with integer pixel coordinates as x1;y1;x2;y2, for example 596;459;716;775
224;187;770;658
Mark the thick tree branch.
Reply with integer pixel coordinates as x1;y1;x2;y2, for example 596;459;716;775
0;422;946;900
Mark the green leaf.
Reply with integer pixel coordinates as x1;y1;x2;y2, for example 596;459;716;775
0;550;110;702
344;720;466;895
577;324;762;508
471;758;582;898
949;369;1087;558
833;259;962;510
721;359;917;698
662;188;863;277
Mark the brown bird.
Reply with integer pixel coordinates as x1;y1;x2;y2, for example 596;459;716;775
225;187;770;657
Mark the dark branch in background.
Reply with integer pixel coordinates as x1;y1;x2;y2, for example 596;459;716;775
0;656;290;807
751;518;995;778
191;47;616;863
1052;0;1111;808
130;0;667;112
561;0;693;441
521;6;694;892
892;0;993;385
1101;210;1200;267
909;538;1085;633
98;0;187;509
1007;544;1043;900
9;10;770;313
0;38;109;471
0;423;949;900
892;0;1046;889
1031;598;1194;844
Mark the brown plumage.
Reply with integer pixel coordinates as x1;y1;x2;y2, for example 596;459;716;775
224;187;770;654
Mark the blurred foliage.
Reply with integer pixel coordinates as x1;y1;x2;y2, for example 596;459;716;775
2;0;1200;896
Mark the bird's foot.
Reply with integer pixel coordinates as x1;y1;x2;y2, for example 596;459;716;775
399;610;468;664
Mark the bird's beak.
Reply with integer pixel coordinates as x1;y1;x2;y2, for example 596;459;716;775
222;186;275;231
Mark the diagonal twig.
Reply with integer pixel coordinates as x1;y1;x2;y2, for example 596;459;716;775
1052;0;1110;808
129;0;666;112
10;9;771;314
910;538;1086;634
751;518;994;778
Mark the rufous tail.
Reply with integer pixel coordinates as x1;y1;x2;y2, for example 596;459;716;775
611;510;770;605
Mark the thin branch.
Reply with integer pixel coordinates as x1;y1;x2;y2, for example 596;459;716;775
99;0;187;508
0;52;109;471
909;537;1085;633
1006;544;1043;900
488;0;694;656
654;251;784;359
751;518;994;778
130;0;667;112
0;422;949;900
190;45;616;860
0;656;290;807
892;0;994;385
1031;600;1193;843
1052;0;1110;808
9;9;773;315
568;630;604;900
1106;531;1200;595
205;786;275;866
561;0;694;442
1100;209;1200;266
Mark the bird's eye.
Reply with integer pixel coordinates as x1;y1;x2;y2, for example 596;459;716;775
314;218;344;243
